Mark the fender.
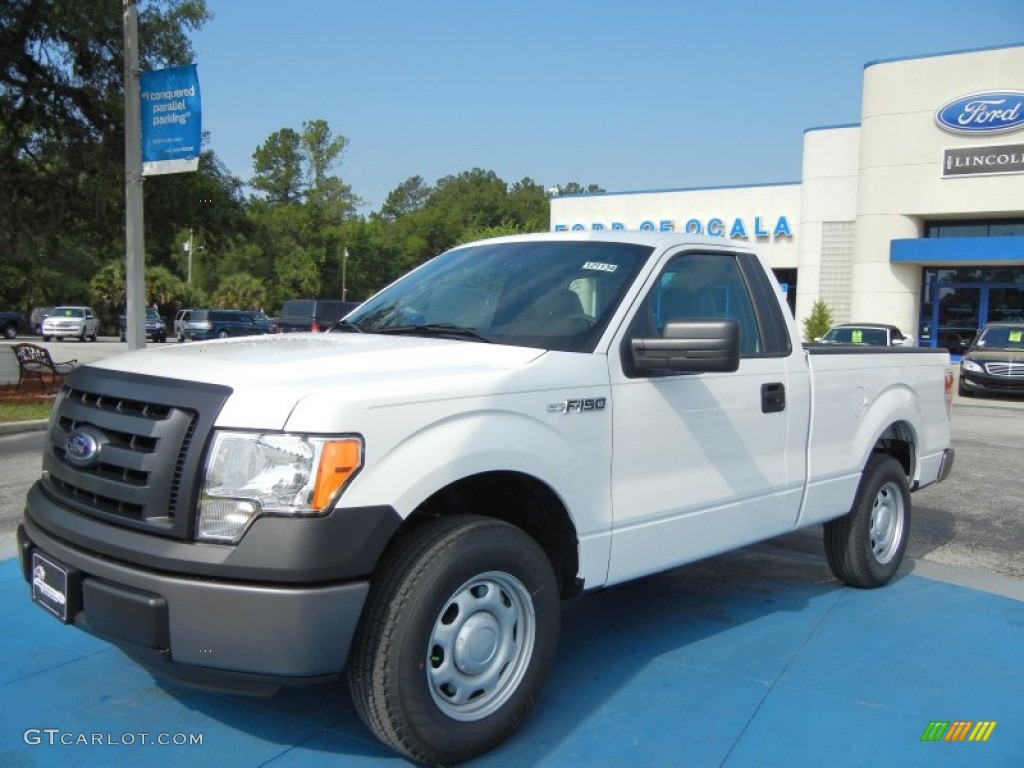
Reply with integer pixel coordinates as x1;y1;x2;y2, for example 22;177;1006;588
339;405;614;590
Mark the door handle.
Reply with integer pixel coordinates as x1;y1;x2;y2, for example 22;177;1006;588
761;382;786;413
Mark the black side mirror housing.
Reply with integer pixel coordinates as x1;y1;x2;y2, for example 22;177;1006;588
630;319;741;374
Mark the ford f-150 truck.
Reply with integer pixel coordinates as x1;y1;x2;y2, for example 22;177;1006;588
19;232;955;765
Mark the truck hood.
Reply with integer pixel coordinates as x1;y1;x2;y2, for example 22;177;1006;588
88;333;552;428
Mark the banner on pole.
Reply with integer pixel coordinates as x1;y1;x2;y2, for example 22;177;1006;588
140;64;201;176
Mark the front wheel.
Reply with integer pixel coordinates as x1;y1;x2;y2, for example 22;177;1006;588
824;454;911;588
347;515;560;765
2;325;15;339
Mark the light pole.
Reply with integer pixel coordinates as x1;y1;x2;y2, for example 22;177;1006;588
185;229;204;284
342;247;349;301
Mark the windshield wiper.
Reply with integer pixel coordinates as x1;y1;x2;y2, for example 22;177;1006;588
373;323;492;343
326;319;365;333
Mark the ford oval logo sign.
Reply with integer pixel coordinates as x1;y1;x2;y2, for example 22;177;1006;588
65;430;99;467
935;91;1024;135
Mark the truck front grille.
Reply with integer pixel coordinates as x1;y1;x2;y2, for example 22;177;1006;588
42;367;231;539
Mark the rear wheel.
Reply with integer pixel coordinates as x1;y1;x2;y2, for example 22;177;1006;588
824;454;910;588
217;330;229;339
2;324;15;339
347;515;560;765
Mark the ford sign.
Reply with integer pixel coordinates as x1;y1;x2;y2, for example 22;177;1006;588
935;91;1024;135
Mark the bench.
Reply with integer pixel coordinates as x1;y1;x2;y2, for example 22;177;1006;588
12;343;77;390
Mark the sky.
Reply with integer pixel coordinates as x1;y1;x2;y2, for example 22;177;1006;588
189;0;1024;213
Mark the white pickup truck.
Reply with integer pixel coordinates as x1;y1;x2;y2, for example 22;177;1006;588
20;232;954;764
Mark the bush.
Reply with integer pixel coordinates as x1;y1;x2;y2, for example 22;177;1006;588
803;299;834;343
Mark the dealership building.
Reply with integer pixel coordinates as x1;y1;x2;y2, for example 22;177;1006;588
549;43;1024;350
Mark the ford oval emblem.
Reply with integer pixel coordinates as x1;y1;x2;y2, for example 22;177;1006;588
935;91;1024;135
65;430;99;467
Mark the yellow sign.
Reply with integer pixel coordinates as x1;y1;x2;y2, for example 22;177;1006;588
1009;330;1022;343
851;330;863;343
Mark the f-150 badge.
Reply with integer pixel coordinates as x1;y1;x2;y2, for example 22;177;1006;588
547;398;606;414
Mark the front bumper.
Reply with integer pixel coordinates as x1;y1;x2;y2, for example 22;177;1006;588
960;369;1024;395
19;480;402;690
19;517;369;689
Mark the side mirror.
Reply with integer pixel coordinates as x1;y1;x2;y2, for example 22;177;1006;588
630;319;741;374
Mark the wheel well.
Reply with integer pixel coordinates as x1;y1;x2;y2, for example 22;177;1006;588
872;421;914;477
397;471;581;598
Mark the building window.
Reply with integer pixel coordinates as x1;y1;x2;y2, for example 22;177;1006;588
926;219;1024;238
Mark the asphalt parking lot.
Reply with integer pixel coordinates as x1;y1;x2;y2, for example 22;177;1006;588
1;343;1022;765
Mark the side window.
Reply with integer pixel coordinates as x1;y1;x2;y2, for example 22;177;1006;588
633;252;763;356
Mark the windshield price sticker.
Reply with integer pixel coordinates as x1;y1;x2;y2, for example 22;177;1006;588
1010;330;1022;342
851;330;863;343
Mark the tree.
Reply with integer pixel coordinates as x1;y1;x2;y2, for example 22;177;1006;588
251;128;304;204
0;0;211;309
557;182;606;195
378;176;432;220
212;273;266;310
803;299;835;342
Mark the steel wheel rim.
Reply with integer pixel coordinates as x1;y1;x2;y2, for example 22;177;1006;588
426;570;536;722
870;480;904;564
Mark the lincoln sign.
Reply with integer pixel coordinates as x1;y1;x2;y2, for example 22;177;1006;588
942;143;1024;178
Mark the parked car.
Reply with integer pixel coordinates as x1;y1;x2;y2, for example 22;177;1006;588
817;323;914;346
242;310;277;335
0;311;27;339
41;306;98;342
30;307;53;336
119;308;167;343
958;322;1024;397
275;299;361;333
173;308;195;342
180;309;268;341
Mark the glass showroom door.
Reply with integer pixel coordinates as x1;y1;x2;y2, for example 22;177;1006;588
934;285;980;354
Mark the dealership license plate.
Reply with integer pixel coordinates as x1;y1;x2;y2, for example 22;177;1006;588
31;552;71;622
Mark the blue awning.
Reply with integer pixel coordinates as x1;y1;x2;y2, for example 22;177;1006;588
890;236;1024;263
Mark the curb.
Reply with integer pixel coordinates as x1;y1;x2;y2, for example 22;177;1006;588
0;420;47;436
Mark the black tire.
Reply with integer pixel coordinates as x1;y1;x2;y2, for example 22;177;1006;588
347;515;560;765
42;335;50;342
79;328;87;342
824;454;911;588
958;379;971;397
2;324;15;339
217;330;229;339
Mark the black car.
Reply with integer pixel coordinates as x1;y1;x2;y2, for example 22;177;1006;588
180;309;271;341
119;308;167;343
275;299;361;333
959;322;1024;397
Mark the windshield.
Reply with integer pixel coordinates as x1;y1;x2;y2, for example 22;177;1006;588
821;327;888;345
345;240;652;352
53;307;85;318
975;325;1024;350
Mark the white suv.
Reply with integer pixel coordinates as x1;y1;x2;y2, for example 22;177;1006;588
42;306;99;342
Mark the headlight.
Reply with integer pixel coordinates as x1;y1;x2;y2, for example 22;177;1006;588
961;359;983;373
197;431;363;543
